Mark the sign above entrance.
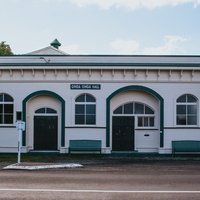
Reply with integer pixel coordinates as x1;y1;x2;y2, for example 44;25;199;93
70;84;101;90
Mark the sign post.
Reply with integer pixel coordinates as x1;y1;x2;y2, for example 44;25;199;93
16;121;25;165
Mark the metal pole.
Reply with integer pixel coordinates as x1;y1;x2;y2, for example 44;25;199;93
18;129;22;165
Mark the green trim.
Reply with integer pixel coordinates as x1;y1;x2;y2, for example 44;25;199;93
106;85;164;148
22;90;65;147
1;62;200;67
1;54;200;57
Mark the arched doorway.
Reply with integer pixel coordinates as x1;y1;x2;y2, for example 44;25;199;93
22;90;65;151
106;85;164;152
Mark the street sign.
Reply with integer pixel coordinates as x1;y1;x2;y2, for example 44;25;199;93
16;121;25;131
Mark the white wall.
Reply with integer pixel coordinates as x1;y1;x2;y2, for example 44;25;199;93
1;69;200;153
164;129;200;148
0;128;18;152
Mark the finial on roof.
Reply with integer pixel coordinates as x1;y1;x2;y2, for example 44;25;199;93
50;39;61;49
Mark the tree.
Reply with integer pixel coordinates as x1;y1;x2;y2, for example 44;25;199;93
0;41;13;55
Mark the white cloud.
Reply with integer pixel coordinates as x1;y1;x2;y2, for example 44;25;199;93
61;36;189;55
72;0;200;10
110;36;189;55
143;35;189;55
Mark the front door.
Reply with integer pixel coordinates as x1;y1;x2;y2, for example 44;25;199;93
112;116;134;151
34;116;58;150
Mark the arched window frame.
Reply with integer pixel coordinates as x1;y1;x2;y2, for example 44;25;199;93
176;94;198;126
75;94;96;125
113;102;155;128
0;93;14;125
35;107;57;115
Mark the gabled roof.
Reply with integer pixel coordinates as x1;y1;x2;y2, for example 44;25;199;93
26;46;69;55
26;39;69;55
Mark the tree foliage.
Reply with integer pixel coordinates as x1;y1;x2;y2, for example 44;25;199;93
0;41;13;55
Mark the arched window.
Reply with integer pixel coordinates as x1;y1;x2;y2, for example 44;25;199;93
75;94;96;125
0;93;14;124
113;102;155;127
35;107;57;114
176;94;197;125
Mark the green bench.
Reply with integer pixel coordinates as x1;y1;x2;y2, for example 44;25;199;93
172;140;200;155
69;140;102;154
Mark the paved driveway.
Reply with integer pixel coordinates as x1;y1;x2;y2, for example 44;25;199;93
0;158;200;200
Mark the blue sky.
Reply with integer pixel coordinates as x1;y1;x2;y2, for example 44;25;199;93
0;0;200;55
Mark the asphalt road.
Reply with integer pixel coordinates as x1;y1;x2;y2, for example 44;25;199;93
0;159;200;200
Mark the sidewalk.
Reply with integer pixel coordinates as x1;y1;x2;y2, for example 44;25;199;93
1;153;200;170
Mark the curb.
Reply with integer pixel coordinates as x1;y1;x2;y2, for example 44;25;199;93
3;163;83;170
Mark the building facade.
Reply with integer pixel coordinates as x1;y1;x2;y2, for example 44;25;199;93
0;41;200;154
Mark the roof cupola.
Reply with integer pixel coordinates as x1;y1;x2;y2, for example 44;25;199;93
50;39;61;49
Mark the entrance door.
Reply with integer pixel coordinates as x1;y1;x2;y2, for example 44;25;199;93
112;116;134;151
34;116;58;150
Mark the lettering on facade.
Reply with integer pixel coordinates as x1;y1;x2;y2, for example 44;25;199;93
70;84;101;90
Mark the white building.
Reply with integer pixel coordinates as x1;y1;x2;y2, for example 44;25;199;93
0;39;200;154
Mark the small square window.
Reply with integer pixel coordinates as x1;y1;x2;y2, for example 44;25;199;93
75;105;85;114
4;104;13;114
177;115;186;125
16;112;22;120
75;115;85;124
177;105;186;114
187;116;197;125
86;105;95;114
86;115;95;124
4;114;13;124
187;105;197;114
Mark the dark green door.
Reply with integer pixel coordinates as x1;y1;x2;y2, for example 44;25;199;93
34;116;58;150
112;116;134;151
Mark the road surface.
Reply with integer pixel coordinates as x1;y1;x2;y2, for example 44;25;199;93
0;159;200;199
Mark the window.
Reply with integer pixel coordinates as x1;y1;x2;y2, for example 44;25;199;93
35;107;57;114
16;111;22;120
176;94;197;125
113;102;155;127
0;93;14;124
75;94;96;125
138;116;154;127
